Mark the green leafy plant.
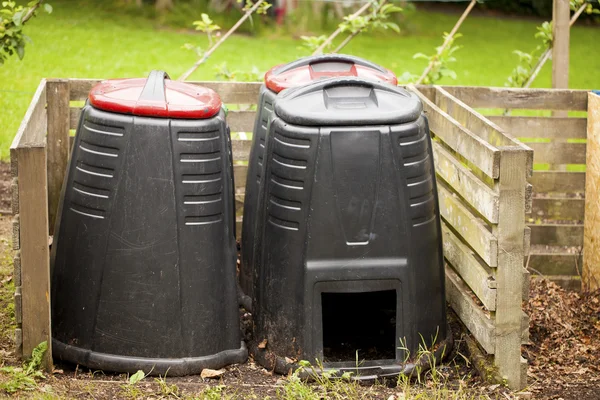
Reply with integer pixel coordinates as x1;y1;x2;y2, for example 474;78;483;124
299;34;329;53
412;32;463;85
0;341;47;394
0;0;52;65
571;0;600;14
193;13;220;47
339;1;403;34
155;373;180;398
505;49;537;88
183;13;220;58
213;62;261;82
534;21;553;48
120;369;147;398
238;0;271;15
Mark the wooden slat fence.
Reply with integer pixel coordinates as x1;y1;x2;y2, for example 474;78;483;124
445;86;589;291
12;80;535;390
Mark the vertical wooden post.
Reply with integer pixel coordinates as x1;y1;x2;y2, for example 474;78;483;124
18;146;53;371
494;148;529;390
46;80;70;235
552;0;570;90
584;92;600;291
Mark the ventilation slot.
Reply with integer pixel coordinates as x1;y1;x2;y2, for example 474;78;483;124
271;173;304;190
182;173;222;184
180;152;221;163
73;181;110;199
79;141;119;158
184;194;222;204
83;122;124;137
269;195;301;211
185;214;222;226
268;215;299;231
274;133;310;149
272;153;308;169
70;203;105;219
177;131;219;142
76;162;114;178
322;291;397;362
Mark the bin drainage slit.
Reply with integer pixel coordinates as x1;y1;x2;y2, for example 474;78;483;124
183;194;222;204
180;152;221;163
403;155;429;167
182;174;222;184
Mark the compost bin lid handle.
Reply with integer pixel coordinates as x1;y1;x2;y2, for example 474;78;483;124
138;70;171;104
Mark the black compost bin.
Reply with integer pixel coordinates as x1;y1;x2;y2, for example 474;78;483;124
240;55;397;299
251;77;450;378
50;71;247;375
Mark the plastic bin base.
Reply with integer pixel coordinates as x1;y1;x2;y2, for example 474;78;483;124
53;339;248;376
249;328;452;382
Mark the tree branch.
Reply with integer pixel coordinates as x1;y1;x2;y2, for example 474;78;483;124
22;0;45;25
178;0;266;81
333;0;387;54
416;0;476;85
312;0;376;56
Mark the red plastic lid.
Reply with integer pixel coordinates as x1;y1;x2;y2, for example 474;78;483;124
264;55;398;93
89;71;222;119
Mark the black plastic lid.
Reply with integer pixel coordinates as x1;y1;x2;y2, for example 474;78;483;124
274;77;422;126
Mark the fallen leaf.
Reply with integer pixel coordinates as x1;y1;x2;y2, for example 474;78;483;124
52;369;64;374
201;368;226;379
258;339;267;349
284;357;296;364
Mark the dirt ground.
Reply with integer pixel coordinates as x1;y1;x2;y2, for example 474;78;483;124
0;160;599;399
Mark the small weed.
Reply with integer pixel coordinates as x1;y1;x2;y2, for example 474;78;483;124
195;385;230;400
155;372;180;398
120;369;148;399
0;341;47;394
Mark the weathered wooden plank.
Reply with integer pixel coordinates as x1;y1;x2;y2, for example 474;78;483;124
10;79;47;148
523;267;530;302
409;86;501;179
549;275;582;291
12;215;19;250
47;80;71;235
531;197;584;221
525;183;533;215
524;226;531;257
493;148;529;391
584;92;600;290
529;223;583;246
438;183;498;267
442;223;496;311
442;86;587;111
234;165;248;190
69;79;262;104
16;146;52;371
11;177;19;215
528;252;581;276
69;107;257;133
527;142;586;164
432;142;499;223
14;287;22;325
488;116;587;139
445;265;496;354
552;0;570;93
232;139;251;162
13;252;21;287
434;86;530;152
531;171;585;193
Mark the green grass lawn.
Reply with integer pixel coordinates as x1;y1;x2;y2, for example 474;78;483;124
1;1;599;159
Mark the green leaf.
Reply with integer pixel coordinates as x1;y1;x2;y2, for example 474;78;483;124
43;3;52;14
129;370;145;385
16;43;23;59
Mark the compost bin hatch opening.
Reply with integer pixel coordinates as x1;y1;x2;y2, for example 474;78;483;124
322;290;397;362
